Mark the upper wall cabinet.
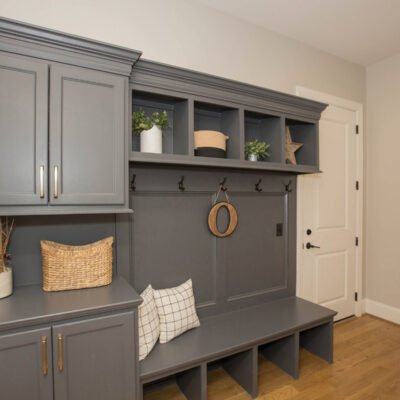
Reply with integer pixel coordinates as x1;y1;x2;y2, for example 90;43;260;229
0;18;141;215
0;53;48;206
49;64;125;205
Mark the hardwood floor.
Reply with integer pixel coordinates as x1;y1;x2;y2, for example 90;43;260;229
144;315;400;399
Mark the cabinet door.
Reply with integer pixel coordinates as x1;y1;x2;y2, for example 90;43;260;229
53;312;135;400
0;327;53;400
0;52;48;205
49;64;126;205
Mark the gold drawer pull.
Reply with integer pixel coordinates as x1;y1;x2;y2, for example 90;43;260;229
58;333;63;372
54;166;59;199
40;165;45;199
42;336;47;376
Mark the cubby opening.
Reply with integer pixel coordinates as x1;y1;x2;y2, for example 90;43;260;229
244;111;283;163
194;101;240;159
285;119;318;166
258;334;299;379
132;91;189;155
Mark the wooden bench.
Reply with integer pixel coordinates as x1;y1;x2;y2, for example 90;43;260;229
140;297;336;399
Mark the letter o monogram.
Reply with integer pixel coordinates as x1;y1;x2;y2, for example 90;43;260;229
208;201;238;238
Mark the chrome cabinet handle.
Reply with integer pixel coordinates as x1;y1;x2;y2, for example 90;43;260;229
40;165;45;199
54;166;59;199
42;336;47;376
58;333;63;372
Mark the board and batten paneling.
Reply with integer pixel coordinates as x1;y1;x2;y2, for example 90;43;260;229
130;166;296;317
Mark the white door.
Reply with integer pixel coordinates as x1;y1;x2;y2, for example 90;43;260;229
297;91;361;321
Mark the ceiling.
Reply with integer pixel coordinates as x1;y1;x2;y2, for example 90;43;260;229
193;0;400;66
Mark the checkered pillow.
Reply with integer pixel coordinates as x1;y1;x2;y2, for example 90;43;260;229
138;285;160;361
153;279;200;344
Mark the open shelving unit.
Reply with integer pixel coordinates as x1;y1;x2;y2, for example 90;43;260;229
129;60;326;174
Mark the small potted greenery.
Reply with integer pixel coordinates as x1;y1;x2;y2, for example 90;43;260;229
132;109;170;154
245;139;270;161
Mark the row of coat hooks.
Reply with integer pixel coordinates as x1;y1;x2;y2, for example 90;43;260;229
131;174;292;193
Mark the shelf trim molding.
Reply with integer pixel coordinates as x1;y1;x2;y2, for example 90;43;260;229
131;59;327;121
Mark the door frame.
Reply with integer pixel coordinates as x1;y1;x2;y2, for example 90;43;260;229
295;86;364;317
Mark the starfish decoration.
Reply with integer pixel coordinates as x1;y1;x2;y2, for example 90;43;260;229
285;127;303;165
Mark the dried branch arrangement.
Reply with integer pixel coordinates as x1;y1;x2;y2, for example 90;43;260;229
0;217;14;273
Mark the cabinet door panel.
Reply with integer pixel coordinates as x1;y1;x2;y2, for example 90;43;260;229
0;52;48;205
0;327;53;400
53;312;135;400
49;64;125;205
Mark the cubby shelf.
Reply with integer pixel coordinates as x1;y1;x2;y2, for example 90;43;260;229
130;60;326;174
129;152;320;174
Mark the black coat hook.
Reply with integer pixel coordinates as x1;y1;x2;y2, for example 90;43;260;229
284;180;292;193
255;179;262;192
130;174;136;192
220;177;227;192
179;176;185;191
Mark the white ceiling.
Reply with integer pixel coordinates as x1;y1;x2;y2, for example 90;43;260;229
193;0;400;66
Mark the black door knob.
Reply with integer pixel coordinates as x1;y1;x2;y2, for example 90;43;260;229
306;229;312;235
306;242;320;249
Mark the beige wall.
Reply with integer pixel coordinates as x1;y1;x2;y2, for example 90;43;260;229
0;0;365;102
366;54;400;309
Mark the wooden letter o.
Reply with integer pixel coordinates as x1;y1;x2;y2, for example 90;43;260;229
208;201;238;238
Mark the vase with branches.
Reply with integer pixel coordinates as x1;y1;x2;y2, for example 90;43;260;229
0;217;14;298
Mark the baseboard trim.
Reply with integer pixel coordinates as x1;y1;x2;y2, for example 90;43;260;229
364;299;400;325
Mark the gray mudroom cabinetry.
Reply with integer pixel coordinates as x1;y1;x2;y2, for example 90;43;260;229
0;327;53;400
49;63;125;206
52;313;135;400
0;18;142;215
0;52;49;207
0;277;142;400
0;52;126;209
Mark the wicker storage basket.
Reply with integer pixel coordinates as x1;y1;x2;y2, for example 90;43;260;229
41;237;113;292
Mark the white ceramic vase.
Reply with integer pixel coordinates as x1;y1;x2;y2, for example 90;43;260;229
0;266;13;299
248;153;258;162
140;125;162;154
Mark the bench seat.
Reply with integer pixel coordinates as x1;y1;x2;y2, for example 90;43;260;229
140;296;336;385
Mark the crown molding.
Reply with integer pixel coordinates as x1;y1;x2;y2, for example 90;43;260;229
131;59;327;121
0;17;142;76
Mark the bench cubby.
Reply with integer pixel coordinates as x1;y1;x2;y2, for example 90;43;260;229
139;297;336;400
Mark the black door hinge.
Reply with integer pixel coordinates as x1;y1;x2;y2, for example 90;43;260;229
355;292;358;302
356;125;359;134
356;181;359;190
355;237;359;246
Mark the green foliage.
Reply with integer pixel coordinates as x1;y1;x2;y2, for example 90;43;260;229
132;109;170;136
245;139;270;160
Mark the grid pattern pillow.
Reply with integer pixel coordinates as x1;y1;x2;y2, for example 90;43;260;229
138;285;160;361
153;279;200;344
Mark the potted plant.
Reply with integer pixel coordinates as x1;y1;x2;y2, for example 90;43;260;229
132;109;170;154
245;139;270;161
0;217;14;299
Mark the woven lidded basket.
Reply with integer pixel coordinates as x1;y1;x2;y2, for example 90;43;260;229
41;237;113;292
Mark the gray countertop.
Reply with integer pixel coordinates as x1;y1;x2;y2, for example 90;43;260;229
0;276;142;332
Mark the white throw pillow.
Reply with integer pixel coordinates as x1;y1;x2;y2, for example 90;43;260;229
153;279;200;344
138;285;160;361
